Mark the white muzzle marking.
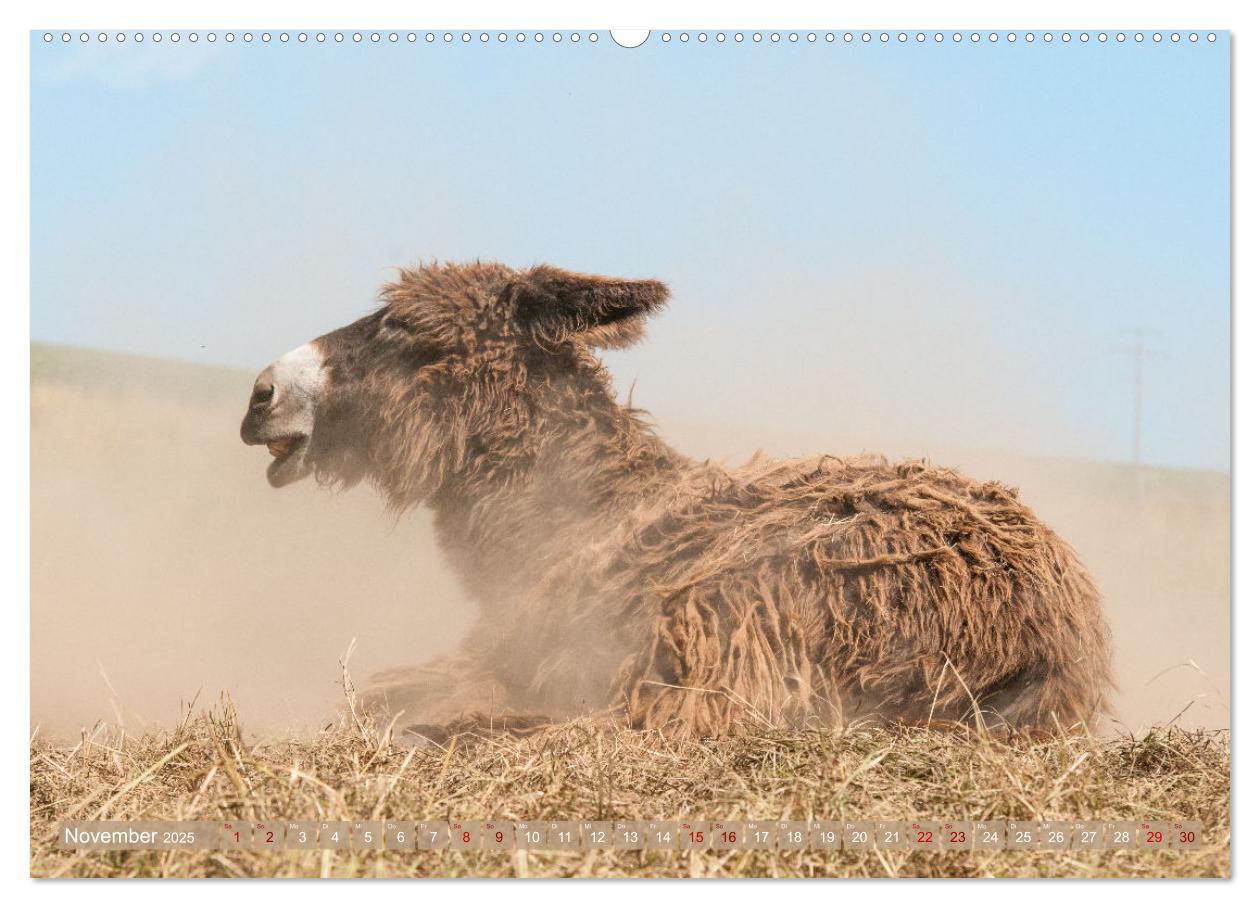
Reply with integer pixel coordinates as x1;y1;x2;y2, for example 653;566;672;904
270;343;327;413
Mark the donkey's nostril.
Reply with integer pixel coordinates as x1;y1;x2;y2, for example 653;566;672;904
250;380;275;409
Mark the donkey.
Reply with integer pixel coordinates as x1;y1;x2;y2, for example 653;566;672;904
240;261;1112;738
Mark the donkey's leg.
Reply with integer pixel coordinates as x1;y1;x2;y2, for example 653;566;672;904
360;644;555;744
358;656;462;722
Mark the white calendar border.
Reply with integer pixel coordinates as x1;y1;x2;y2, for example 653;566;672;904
3;0;1247;903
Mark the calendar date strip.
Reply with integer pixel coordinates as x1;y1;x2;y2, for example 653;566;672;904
58;819;1203;852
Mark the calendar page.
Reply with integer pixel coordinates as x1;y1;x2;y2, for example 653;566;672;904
26;6;1231;883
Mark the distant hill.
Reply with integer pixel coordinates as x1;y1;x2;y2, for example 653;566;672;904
31;341;253;411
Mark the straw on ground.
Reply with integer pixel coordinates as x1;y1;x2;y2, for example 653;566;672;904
30;697;1228;879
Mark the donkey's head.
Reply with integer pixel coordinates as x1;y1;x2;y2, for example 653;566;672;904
240;261;669;503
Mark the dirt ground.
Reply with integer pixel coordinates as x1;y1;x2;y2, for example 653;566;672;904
30;343;1230;740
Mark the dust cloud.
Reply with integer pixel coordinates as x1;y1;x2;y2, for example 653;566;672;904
31;344;473;739
30;343;1229;739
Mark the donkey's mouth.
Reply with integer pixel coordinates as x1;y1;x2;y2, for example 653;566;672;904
263;434;312;487
267;436;300;459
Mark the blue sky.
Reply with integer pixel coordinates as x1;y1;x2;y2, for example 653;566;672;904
30;32;1229;470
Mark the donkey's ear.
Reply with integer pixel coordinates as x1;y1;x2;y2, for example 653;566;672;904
506;265;669;349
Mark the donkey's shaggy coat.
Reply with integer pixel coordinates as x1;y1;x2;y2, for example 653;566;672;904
242;261;1112;737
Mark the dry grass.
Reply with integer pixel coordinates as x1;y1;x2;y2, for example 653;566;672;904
30;695;1229;879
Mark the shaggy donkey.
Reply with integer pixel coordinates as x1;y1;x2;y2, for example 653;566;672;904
241;261;1112;737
